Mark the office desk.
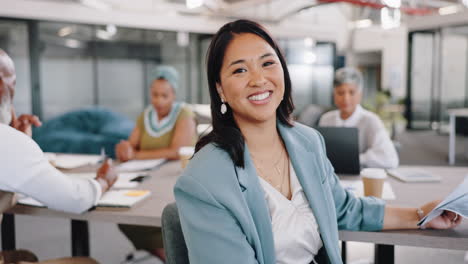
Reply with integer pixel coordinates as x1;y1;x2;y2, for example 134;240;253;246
448;108;468;165
339;166;468;264
1;161;183;256
2;164;467;262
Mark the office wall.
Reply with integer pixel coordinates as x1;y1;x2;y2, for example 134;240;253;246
351;26;408;99
410;33;434;127
440;34;468;116
41;59;95;120
97;59;145;119
0;21;32;115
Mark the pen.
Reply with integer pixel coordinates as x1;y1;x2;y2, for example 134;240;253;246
100;147;107;163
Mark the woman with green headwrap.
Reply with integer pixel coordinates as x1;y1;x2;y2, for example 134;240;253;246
116;66;196;261
115;65;196;161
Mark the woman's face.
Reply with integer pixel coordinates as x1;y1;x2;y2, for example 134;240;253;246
217;33;284;126
333;83;362;117
150;79;175;117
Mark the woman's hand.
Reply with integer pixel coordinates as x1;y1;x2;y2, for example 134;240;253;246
420;200;463;229
115;140;135;162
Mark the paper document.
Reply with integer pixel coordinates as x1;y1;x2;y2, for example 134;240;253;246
418;175;468;226
65;172;148;189
18;189;151;209
47;153;102;169
116;159;166;172
98;190;151;207
340;180;396;200
387;168;441;183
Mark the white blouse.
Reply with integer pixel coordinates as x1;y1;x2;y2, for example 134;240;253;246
259;162;323;264
319;104;399;169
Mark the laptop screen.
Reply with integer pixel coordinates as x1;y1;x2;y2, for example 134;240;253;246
315;127;360;175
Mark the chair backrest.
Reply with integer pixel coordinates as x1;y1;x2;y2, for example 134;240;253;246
162;203;189;264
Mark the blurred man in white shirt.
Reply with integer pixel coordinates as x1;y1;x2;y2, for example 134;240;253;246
0;49;116;263
319;67;399;169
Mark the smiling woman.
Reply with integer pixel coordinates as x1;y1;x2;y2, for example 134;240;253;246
196;20;294;168
173;19;461;264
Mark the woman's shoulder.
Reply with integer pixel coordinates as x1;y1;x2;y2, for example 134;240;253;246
359;108;385;128
286;122;324;147
318;109;338;125
180;143;235;182
177;104;195;119
292;121;322;136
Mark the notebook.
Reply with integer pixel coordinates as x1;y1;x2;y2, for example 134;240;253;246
116;159;166;172
387;168;441;182
66;172;150;189
97;190;151;207
46;153;103;169
17;189;151;209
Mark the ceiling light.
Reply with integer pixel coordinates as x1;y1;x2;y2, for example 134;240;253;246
382;0;401;9
177;32;190;47
106;24;117;36
354;19;373;29
186;0;204;9
304;38;315;48
304;51;317;64
96;24;117;40
57;26;74;37
381;8;400;29
438;5;460;15
64;39;83;49
79;0;111;11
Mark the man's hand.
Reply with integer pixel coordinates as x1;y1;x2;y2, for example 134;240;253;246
115;140;135;162
10;108;42;137
95;159;118;193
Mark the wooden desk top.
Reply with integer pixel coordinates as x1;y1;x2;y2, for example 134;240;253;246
7;161;468;249
7;161;184;227
339;165;468;249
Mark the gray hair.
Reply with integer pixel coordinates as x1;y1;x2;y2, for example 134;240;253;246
334;67;363;92
152;65;179;92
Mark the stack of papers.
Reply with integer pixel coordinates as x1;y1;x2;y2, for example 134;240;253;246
66;172;149;189
116;159;166;172
340;180;396;200
46;153;103;169
418;175;468;226
18;189;151;209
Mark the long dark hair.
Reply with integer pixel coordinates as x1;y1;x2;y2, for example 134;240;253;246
195;19;295;168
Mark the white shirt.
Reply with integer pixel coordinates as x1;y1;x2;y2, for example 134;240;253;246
259;162;323;264
0;124;102;214
319;105;399;169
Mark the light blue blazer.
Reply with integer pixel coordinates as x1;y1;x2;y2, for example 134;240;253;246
174;122;385;264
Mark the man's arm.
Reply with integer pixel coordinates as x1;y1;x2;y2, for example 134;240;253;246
0;125;101;214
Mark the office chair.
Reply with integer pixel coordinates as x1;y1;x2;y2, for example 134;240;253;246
161;202;331;264
162;203;189;264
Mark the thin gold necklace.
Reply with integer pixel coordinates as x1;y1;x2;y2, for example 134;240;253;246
253;144;287;191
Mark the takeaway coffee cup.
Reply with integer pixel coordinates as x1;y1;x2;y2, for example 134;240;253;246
361;168;387;198
179;146;195;169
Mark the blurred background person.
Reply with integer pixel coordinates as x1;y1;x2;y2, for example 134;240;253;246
319;67;399;169
115;65;196;162
116;66;196;262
